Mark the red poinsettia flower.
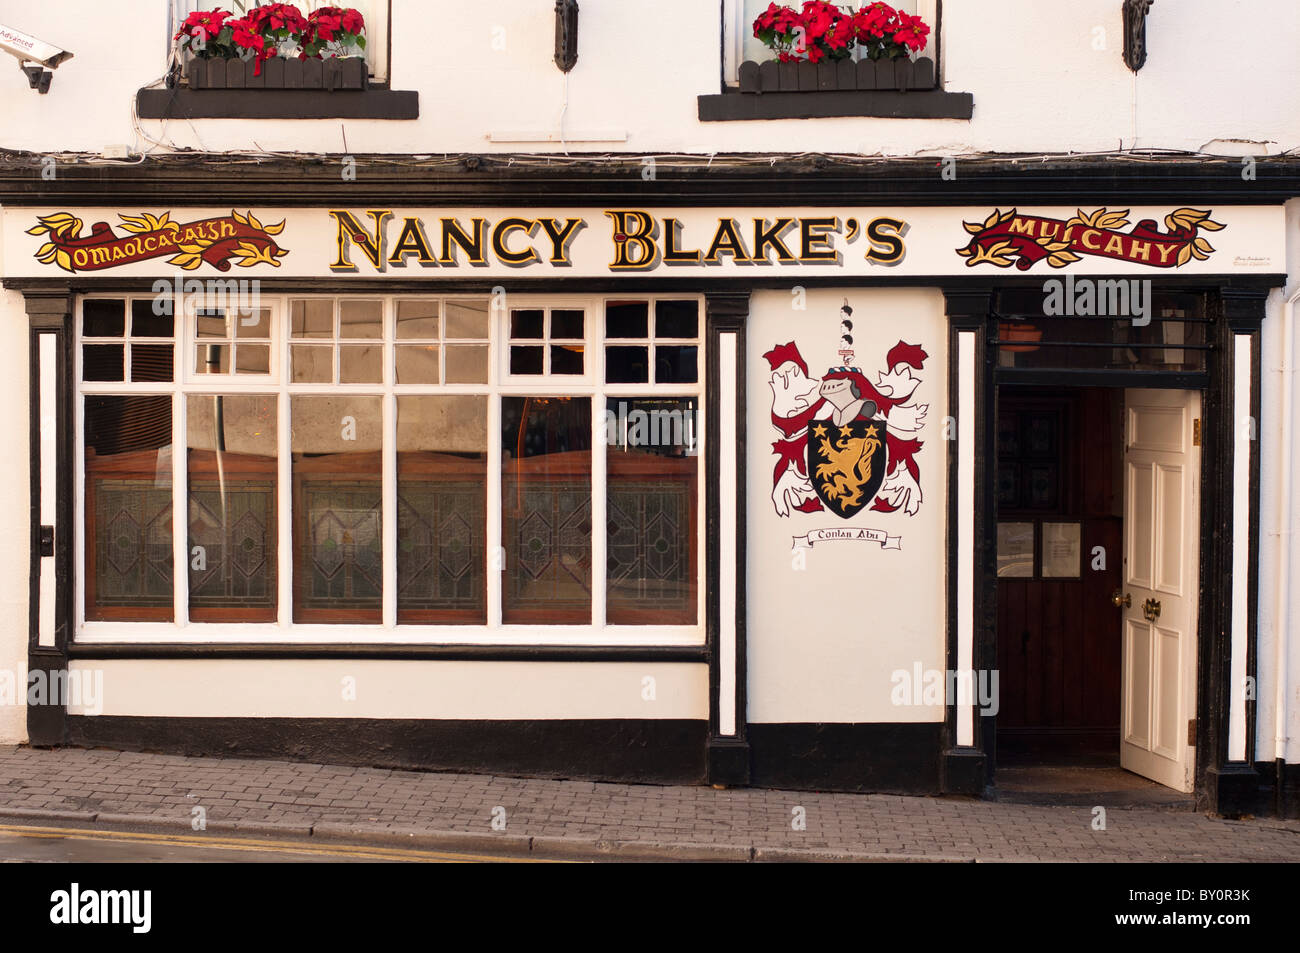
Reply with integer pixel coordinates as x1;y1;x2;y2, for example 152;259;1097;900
826;15;854;50
317;16;340;41
800;0;838;40
892;12;930;51
300;7;366;58
246;2;307;34
228;16;277;74
228;18;265;52
175;8;232;41
853;2;898;39
340;8;365;34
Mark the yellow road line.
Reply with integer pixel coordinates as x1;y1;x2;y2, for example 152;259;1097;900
0;823;557;863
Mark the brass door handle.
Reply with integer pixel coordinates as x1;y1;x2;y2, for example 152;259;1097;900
1143;598;1161;622
1111;589;1131;609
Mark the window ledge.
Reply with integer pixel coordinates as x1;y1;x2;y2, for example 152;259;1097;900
136;87;419;120
698;88;973;122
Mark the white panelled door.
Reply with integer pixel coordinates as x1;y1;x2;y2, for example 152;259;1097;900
1119;389;1200;792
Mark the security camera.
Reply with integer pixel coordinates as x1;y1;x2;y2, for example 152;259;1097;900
0;24;73;93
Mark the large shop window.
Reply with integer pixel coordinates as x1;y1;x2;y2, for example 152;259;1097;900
76;294;703;644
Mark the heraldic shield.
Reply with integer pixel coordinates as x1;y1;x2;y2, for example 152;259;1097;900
807;416;888;519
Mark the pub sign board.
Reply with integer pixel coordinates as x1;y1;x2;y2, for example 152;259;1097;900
2;206;1284;279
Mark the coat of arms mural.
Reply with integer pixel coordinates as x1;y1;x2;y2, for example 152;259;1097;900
764;300;929;550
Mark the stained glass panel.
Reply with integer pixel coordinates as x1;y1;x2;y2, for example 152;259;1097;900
606;397;698;624
397;396;488;622
501;397;592;624
84;394;173;620
292;395;383;623
187;395;277;621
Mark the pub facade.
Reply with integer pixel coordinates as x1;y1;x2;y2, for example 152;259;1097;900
0;0;1298;817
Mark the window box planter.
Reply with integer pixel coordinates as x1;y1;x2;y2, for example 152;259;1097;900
737;56;935;93
185;55;369;91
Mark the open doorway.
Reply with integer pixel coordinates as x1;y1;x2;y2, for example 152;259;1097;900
994;385;1202;803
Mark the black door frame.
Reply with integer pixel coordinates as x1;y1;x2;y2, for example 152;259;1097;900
943;281;1273;816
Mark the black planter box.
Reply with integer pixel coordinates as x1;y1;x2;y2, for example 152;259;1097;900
186;56;369;91
737;56;935;93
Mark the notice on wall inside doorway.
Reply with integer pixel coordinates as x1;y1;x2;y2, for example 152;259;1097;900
1041;521;1081;578
997;522;1033;578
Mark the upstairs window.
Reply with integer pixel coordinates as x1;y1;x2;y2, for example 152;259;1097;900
170;0;390;82
723;0;938;86
143;2;416;120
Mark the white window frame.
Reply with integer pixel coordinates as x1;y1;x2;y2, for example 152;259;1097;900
74;292;705;647
724;0;939;85
187;301;279;383
501;297;595;384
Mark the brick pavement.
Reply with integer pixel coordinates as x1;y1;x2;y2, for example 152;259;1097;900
0;745;1296;861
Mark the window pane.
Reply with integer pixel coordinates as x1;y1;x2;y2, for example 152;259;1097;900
395;345;440;384
131;343;174;382
654;300;699;338
132;299;173;337
550;344;584;375
510;309;544;339
605;301;648;339
444;345;488;384
292;396;382;623
339;344;382;383
396;299;439;339
83;344;124;381
340;299;383;339
550;309;584;339
83;300;125;337
606;398;698;625
445;299;489;338
654;345;698;384
187;395;277;622
605;345;648;383
510;345;543;375
195;343;230;375
501;397;592;624
84;395;173;621
235;308;271;339
994;289;1208;373
291;345;332;383
397;396;488;623
195;311;228;338
291;299;333;338
235;344;271;375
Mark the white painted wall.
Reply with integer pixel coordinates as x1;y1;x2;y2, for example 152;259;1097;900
0;286;29;744
0;0;1296;156
65;659;709;718
745;287;948;723
1256;198;1300;767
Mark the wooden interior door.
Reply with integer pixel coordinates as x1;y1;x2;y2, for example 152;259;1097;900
996;388;1123;761
1119;388;1201;791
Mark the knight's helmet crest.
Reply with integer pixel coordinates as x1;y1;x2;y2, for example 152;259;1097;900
808;300;888;518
